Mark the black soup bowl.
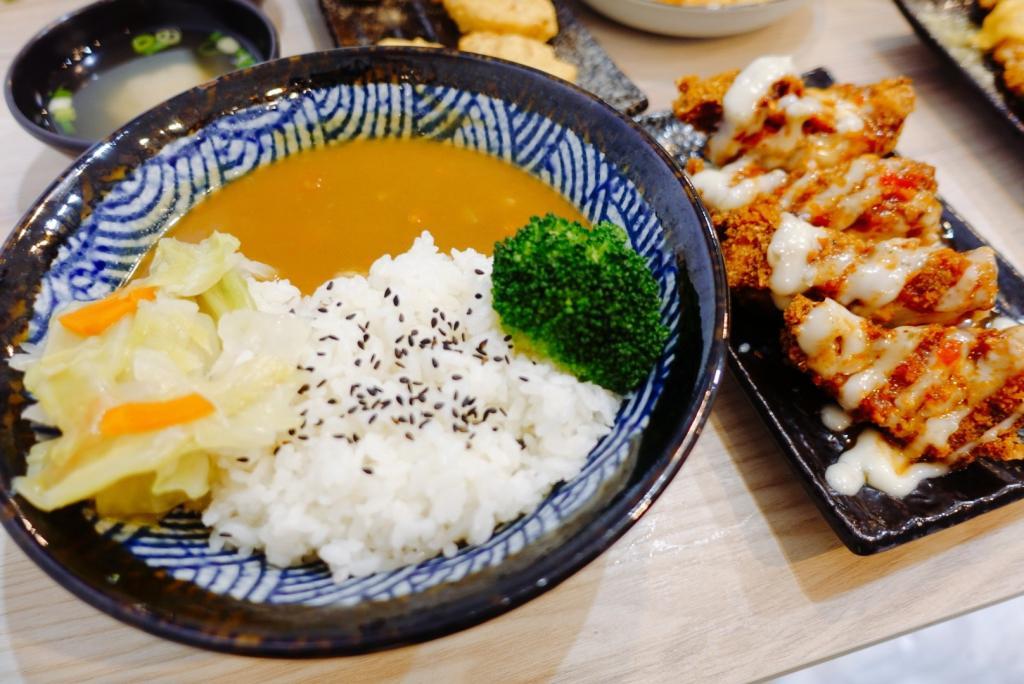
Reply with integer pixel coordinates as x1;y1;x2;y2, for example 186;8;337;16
0;48;728;655
5;0;279;154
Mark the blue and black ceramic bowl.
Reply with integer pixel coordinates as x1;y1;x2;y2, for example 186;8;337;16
0;49;727;655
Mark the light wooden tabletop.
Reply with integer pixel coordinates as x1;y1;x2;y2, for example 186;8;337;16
1;0;1023;682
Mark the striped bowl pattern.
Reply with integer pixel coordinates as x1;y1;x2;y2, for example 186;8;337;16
28;81;679;606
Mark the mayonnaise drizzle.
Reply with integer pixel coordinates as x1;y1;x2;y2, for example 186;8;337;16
692;159;788;212
709;55;797;163
767;213;826;299
826;429;949;498
821;404;853;432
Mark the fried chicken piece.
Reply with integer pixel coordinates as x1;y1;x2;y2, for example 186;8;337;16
994;39;1024;96
673;56;916;170
719;198;997;325
693;154;943;242
443;0;558;41
376;37;444;48
783;296;1024;466
673;69;740;132
458;32;577;82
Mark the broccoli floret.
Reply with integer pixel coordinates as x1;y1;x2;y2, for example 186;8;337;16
492;214;669;394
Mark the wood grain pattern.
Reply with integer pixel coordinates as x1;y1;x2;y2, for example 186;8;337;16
1;0;1024;681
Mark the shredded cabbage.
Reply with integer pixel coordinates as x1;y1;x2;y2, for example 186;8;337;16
13;233;307;518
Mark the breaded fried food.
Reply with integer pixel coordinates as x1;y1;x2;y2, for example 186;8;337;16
673;56;916;170
376;37;444;48
443;0;558;41
718;198;997;325
674;69;740;131
782;296;1024;466
459;32;577;82
994;40;1024;95
693;154;943;242
781;155;941;241
976;0;1024;97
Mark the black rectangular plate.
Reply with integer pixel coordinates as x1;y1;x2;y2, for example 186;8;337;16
317;0;649;116
637;68;1024;554
894;0;1024;136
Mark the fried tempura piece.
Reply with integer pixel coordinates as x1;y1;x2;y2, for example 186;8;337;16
994;40;1024;96
783;296;1024;466
458;32;576;82
443;0;558;41
719;199;997;325
673;56;916;170
693;154;943;242
376;37;444;48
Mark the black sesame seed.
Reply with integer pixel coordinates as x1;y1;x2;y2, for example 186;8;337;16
368;414;378;424
519;376;529;382
452;374;463;381
374;360;381;370
288;428;296;436
362;467;374;475
298;384;310;394
385;287;392;297
327;398;338;405
474;268;484;275
317;379;327;388
475;293;483;300
318;307;328;314
393;295;400;306
326;281;334;291
355;358;363;367
298;435;309;441
346;313;356;320
431;358;439;368
434;402;444;410
405;432;414;441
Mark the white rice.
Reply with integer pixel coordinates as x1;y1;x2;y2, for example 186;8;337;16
202;232;621;580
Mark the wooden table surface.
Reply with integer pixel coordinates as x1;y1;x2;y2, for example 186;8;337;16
2;0;1024;681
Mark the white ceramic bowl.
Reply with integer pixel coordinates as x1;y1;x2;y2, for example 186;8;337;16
581;0;808;38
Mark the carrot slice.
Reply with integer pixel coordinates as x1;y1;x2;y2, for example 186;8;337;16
59;286;158;336
99;393;215;437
